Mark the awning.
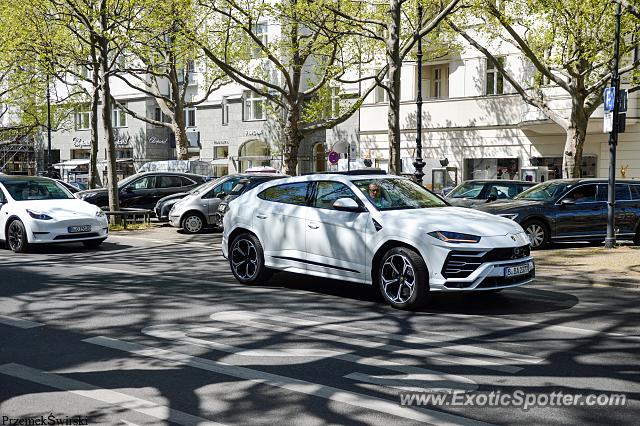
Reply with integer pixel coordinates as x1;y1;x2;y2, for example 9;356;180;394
53;159;89;170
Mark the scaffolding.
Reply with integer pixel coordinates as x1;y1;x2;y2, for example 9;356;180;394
0;138;37;175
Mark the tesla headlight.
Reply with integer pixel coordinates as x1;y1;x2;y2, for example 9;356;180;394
26;209;53;220
498;213;519;221
428;231;481;244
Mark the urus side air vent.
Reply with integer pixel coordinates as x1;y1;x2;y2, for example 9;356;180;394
372;219;383;232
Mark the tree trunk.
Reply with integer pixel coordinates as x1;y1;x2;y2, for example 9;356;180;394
386;0;402;175
562;114;588;178
99;10;119;220
284;104;302;175
173;107;189;160
89;73;100;189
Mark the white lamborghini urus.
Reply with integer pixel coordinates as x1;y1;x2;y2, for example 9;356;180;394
222;172;534;310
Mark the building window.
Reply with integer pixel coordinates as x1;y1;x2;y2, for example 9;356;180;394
486;57;505;95
464;158;519;180
222;97;229;125
374;74;389;103
116;148;132;159
252;22;268;57
187;60;195;73
75;64;91;80
325;88;340;118
243;91;266;121
74;105;91;130
214;145;229;160
112;103;127;128
184;107;196;127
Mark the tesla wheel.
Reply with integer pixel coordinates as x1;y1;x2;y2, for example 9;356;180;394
229;233;272;284
377;247;429;310
523;220;548;249
83;239;105;249
182;213;205;234
7;220;29;253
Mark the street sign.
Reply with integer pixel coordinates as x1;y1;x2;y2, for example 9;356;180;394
603;112;613;133
328;150;340;165
604;87;616;112
619;89;628;112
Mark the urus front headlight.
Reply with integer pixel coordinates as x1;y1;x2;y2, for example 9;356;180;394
26;209;53;220
428;231;481;244
96;209;106;218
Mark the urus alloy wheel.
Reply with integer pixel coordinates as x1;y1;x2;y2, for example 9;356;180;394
381;254;416;304
377;246;429;310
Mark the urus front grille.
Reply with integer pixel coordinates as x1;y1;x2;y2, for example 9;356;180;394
442;245;530;279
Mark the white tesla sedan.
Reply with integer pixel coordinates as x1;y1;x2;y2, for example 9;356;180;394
222;172;535;310
0;175;108;253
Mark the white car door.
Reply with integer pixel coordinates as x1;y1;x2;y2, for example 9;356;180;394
252;182;312;272
305;181;370;281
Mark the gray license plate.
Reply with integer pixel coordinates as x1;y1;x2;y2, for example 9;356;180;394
504;263;529;278
68;225;91;233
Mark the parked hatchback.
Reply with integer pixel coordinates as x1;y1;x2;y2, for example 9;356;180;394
76;172;207;210
446;180;536;208
169;173;286;233
476;179;640;249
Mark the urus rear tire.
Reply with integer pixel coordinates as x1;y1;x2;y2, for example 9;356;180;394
229;233;272;284
377;247;429;310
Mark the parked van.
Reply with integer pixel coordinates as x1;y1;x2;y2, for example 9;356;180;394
138;160;214;177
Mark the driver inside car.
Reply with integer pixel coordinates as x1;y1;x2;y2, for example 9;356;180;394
367;182;391;209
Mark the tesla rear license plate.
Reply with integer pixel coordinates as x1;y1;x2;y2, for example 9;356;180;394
504;263;529;278
68;225;91;233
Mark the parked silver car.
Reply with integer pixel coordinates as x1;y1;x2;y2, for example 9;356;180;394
168;173;285;233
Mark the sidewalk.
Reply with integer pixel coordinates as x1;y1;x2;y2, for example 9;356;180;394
533;245;640;289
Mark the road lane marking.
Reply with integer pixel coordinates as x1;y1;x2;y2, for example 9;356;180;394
0;315;44;329
344;372;467;392
0;363;224;426
84;336;491;425
77;266;155;277
141;324;477;392
209;311;531;373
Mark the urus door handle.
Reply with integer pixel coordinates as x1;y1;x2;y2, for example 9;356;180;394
307;222;320;229
256;214;267;219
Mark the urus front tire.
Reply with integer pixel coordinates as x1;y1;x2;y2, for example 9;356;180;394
7;220;29;253
229;233;272;284
377;247;429;310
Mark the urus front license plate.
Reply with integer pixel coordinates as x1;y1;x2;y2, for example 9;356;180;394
68;225;91;233
504;263;529;278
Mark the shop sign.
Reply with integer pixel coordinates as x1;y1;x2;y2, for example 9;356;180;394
72;137;90;148
148;137;167;145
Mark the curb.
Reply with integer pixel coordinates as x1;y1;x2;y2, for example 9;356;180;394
535;272;640;290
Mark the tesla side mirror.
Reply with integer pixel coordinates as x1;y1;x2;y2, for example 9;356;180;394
487;193;498;202
333;198;363;212
560;198;575;206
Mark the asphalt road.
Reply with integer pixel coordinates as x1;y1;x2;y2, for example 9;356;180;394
0;226;638;425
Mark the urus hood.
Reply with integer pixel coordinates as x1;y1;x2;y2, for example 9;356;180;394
379;206;523;237
19;199;102;218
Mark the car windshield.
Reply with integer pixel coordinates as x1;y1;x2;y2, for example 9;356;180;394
354;178;447;210
3;180;74;201
515;181;570;201
188;180;216;195
117;174;141;189
447;182;485;199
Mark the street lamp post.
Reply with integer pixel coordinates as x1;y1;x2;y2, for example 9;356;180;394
605;3;622;249
46;79;52;171
413;3;426;185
